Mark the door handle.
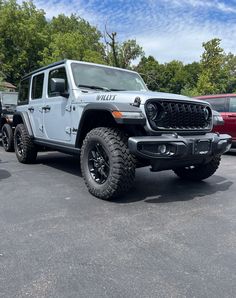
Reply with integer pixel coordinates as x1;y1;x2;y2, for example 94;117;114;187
28;107;34;112
228;114;236;117
42;105;51;111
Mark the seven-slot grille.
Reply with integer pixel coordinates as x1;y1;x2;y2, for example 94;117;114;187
146;100;212;131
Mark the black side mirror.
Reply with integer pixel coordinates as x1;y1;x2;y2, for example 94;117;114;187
50;78;69;98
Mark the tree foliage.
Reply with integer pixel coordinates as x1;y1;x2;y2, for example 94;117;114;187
0;75;4;91
40;14;106;65
0;0;236;97
0;0;48;83
137;38;236;96
105;30;143;68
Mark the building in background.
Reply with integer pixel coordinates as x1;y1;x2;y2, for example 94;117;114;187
0;81;17;92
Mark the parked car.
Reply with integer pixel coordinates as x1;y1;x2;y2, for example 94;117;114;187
195;94;236;147
0;91;18;151
11;60;231;199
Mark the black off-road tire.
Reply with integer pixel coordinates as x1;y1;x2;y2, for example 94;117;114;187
14;124;37;164
80;127;136;200
2;123;14;152
173;156;221;181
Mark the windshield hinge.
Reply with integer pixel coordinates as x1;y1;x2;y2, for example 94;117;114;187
65;127;71;134
66;105;72;112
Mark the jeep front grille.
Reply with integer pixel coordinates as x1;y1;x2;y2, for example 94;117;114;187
145;99;212;131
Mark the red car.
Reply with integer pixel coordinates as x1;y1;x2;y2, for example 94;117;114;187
195;94;236;147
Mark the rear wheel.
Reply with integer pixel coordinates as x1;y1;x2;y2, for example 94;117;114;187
80;127;136;200
2;123;14;152
14;124;37;163
173;156;221;181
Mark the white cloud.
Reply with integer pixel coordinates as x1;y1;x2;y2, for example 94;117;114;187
166;0;236;13
19;0;236;63
135;22;236;63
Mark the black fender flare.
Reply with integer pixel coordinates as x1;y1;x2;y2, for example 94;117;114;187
13;111;34;137
75;102;146;147
80;102;145;123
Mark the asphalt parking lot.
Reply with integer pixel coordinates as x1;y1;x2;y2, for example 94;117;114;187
0;146;236;298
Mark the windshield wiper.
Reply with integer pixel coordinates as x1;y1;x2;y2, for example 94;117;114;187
78;85;126;92
109;88;127;91
78;84;111;91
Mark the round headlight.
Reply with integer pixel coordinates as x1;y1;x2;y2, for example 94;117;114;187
146;103;158;120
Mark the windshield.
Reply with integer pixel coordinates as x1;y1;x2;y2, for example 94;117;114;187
71;63;147;92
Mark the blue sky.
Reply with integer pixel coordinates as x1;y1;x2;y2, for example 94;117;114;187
34;0;236;63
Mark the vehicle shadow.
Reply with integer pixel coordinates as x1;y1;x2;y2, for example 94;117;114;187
36;152;81;177
34;152;233;204
225;149;236;156
114;172;233;204
0;169;11;180
0;152;11;180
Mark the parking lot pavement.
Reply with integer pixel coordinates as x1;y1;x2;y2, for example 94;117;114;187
0;146;236;298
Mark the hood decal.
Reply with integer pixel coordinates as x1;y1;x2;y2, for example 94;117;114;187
96;94;117;101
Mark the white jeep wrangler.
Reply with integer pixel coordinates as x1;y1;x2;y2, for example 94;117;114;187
13;60;231;199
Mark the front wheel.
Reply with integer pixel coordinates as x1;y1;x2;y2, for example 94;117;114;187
14;124;37;163
173;156;221;181
80;127;136;200
2;123;14;152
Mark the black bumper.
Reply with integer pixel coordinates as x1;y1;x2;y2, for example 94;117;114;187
128;133;232;171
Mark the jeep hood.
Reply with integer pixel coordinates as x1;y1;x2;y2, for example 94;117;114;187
78;90;203;105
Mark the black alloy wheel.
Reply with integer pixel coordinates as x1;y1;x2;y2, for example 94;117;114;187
88;142;110;184
15;129;24;157
80;127;136;200
14;124;37;163
2;124;14;152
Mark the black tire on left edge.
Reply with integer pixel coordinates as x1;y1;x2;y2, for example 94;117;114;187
2;123;14;152
173;156;221;181
14;124;37;164
80;127;136;200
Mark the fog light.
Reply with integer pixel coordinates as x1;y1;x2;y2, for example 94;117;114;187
158;144;167;154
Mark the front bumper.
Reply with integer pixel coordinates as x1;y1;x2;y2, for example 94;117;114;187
128;133;232;171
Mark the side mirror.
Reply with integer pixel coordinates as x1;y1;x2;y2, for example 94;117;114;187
50;78;69;98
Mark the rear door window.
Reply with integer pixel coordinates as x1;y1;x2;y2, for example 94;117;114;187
204;97;227;112
229;97;236;112
31;73;44;99
18;78;30;105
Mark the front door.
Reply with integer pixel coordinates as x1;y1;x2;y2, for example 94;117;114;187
43;67;72;142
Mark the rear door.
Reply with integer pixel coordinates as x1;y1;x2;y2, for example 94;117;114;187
28;72;45;138
224;97;236;141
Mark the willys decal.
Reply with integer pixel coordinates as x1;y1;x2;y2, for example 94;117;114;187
96;94;117;101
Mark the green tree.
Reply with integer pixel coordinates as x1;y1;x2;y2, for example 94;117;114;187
118;39;144;68
40;31;105;65
196;38;227;95
224;52;236;92
161;60;187;94
181;62;201;96
201;38;224;77
183;62;201;89
0;0;48;84
105;30;143;68
135;56;162;90
196;70;216;95
136;57;187;93
0;75;4;91
40;14;106;65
